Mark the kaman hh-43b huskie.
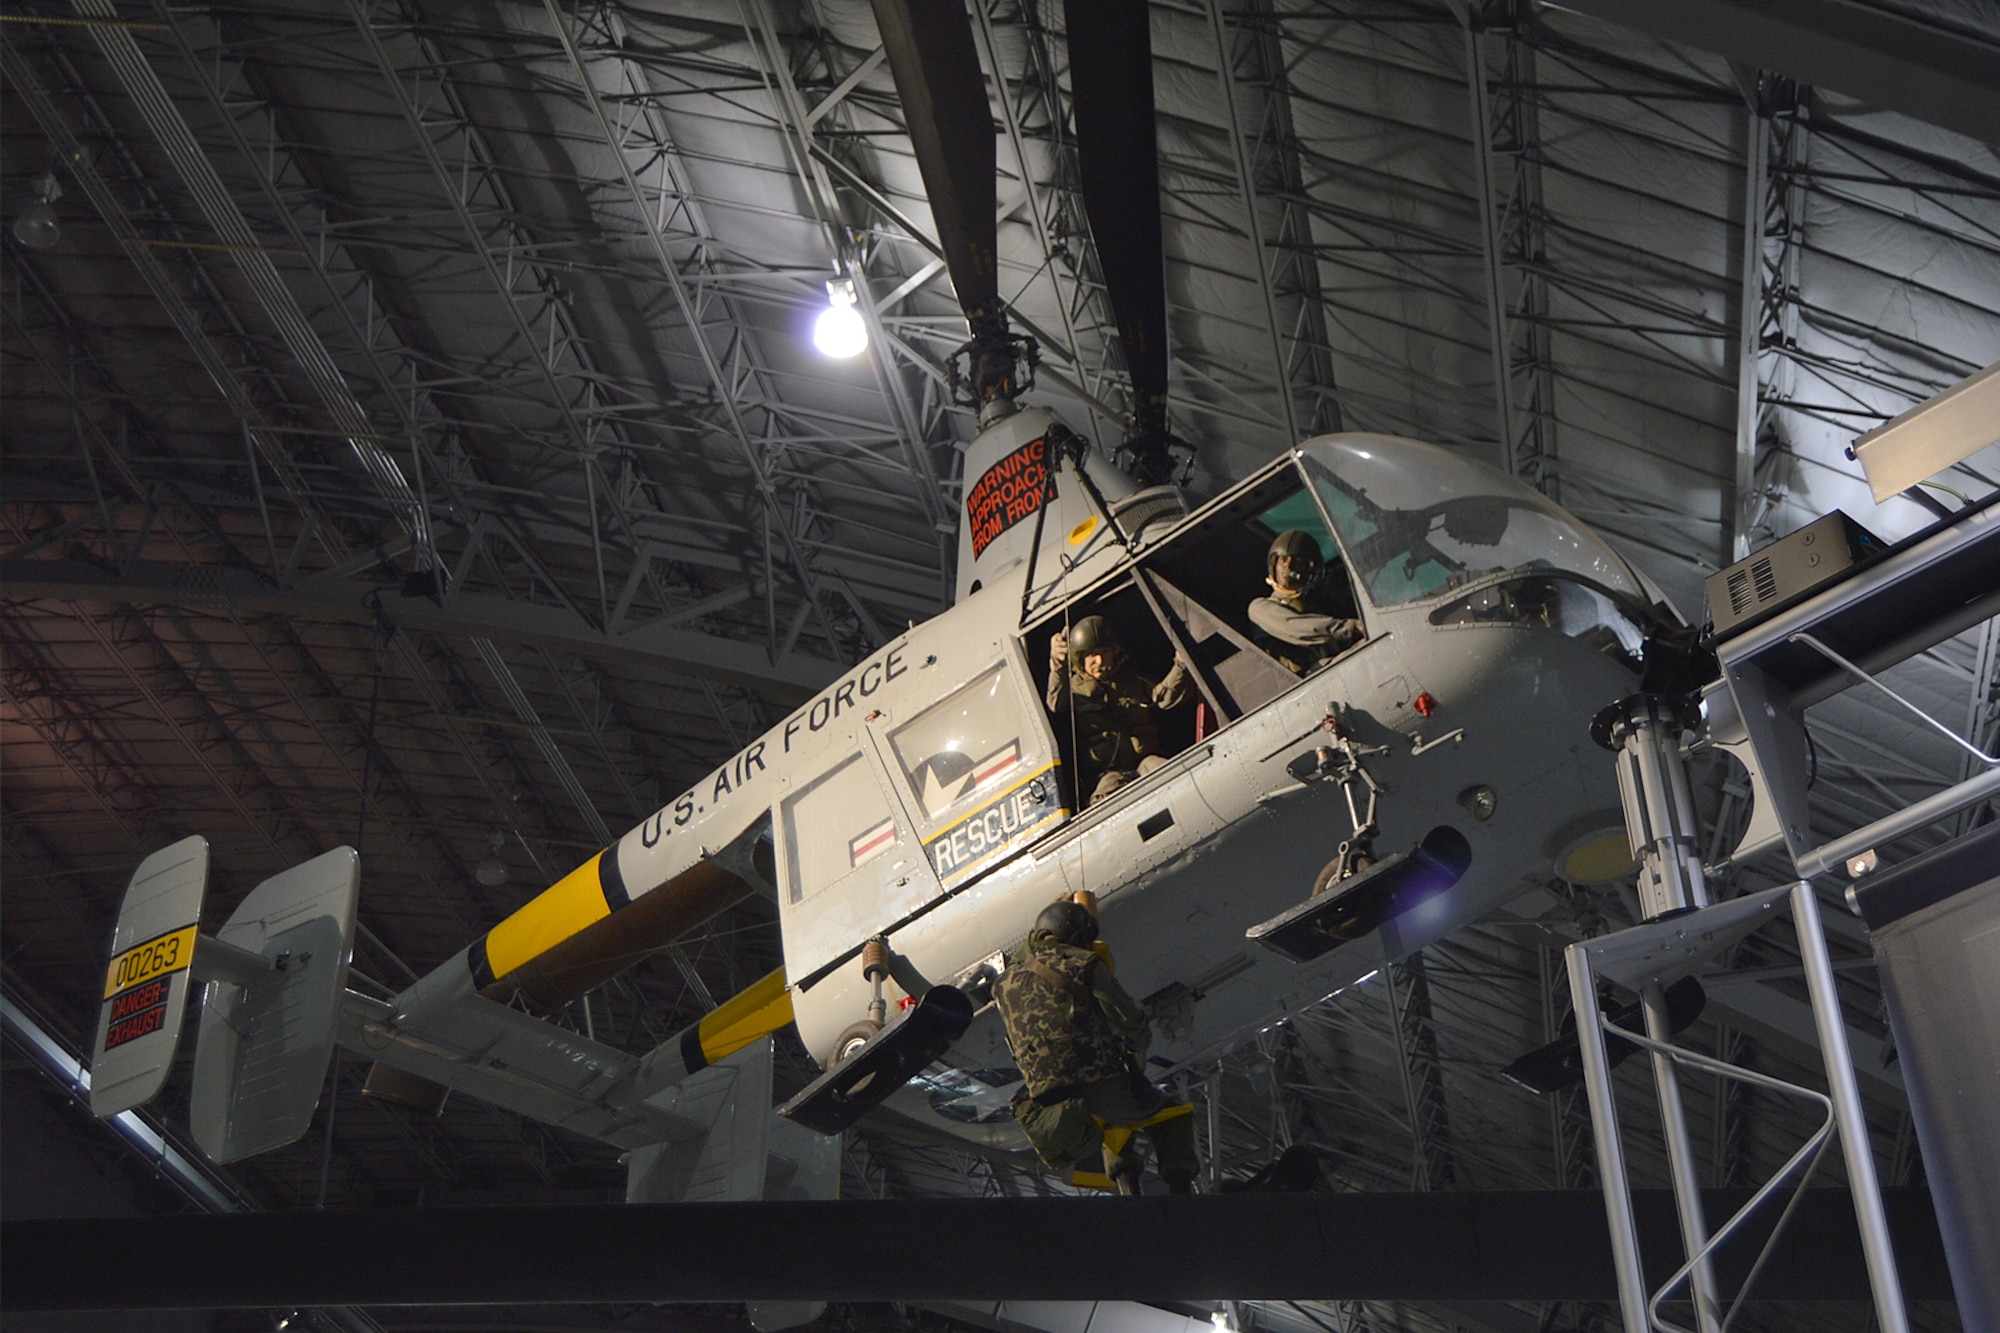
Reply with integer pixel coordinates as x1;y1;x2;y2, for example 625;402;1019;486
84;0;1712;1219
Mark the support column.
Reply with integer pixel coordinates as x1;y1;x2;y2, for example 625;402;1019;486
1566;944;1648;1333
1386;952;1457;1190
1589;693;1720;1330
1459;2;1557;496
1792;883;1910;1333
1730;76;1810;562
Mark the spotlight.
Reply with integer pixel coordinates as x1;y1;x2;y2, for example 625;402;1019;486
475;830;508;887
13;173;62;251
812;277;866;359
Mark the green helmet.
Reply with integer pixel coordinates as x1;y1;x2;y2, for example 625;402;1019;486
1067;615;1119;658
1267;530;1323;585
1034;899;1099;948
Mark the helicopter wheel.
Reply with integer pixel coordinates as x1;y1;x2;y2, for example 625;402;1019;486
1311;847;1373;897
834;1018;882;1065
830;1018;885;1101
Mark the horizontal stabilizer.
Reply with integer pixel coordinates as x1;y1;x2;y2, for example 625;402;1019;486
777;985;973;1135
626;1038;774;1204
190;847;359;1164
1248;827;1472;963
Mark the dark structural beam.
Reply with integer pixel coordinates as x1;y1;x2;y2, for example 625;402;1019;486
2;1191;1949;1310
1557;0;2000;146
0;558;835;700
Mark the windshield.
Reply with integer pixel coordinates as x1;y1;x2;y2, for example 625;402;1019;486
1299;435;1645;608
1430;575;1648;672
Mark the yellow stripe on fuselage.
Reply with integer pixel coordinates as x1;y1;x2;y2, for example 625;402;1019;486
484;851;611;980
695;966;794;1064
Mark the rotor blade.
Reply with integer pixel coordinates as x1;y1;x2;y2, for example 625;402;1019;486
868;0;999;327
1066;0;1168;434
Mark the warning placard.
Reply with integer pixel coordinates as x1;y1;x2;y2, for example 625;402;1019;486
966;436;1049;558
102;977;173;1051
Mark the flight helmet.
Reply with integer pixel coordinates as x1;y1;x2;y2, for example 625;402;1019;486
1268;530;1323;587
1067;615;1119;660
1033;899;1099;949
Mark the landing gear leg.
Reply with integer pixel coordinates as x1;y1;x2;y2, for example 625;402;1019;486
1311;711;1388;896
1248;714;1471;962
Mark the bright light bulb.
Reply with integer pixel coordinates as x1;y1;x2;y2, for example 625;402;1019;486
813;278;867;358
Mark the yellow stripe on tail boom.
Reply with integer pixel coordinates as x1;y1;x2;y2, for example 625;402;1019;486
484;851;612;981
694;966;793;1065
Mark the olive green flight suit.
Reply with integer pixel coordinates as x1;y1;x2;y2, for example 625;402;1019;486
1046;659;1189;804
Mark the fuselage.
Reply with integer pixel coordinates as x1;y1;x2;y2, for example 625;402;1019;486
386;418;1661;1153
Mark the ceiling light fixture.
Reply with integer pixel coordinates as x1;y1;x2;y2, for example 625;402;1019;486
475;830;509;887
13;173;62;251
812;277;866;359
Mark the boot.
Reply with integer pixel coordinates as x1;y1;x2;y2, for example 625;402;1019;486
1104;1150;1142;1196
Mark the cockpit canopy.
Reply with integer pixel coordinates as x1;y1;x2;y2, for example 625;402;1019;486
1299;434;1646;609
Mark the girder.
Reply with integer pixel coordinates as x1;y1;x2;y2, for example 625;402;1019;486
0;557;839;697
1460;3;1559;497
1551;0;2000;149
1731;76;1809;562
1384;953;1459;1192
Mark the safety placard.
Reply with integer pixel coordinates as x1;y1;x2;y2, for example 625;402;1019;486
102;976;176;1051
965;435;1049;557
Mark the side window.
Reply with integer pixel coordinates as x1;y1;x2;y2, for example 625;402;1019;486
1081;465;1366;732
888;666;1024;821
885;662;1063;884
781;752;899;904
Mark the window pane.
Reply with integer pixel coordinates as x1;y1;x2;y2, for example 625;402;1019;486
1302;438;1645;608
888;665;1028;823
1251;488;1338;564
781;752;897;903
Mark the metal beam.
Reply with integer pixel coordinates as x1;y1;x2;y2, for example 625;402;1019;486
1461;7;1558;496
2;1190;1952;1309
1205;0;1300;447
0;557;837;698
1730;78;1809;561
1550;0;2000;148
1385;953;1458;1191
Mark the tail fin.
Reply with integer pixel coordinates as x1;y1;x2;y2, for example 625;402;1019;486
90;836;210;1118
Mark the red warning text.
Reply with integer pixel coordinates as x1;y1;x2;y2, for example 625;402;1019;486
106;978;169;1024
966;436;1049;558
103;997;168;1051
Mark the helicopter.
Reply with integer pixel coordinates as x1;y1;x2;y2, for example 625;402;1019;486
85;0;1706;1199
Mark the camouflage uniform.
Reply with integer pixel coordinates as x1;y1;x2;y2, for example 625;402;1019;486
994;933;1199;1190
1046;659;1190;804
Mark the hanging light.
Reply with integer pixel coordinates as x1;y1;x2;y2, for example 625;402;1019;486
13;173;62;251
812;277;867;359
475;830;509;887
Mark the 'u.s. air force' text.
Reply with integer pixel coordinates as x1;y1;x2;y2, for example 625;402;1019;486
925;774;1061;878
639;645;910;848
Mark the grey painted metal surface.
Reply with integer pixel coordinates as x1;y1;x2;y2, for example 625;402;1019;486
189;846;359;1164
